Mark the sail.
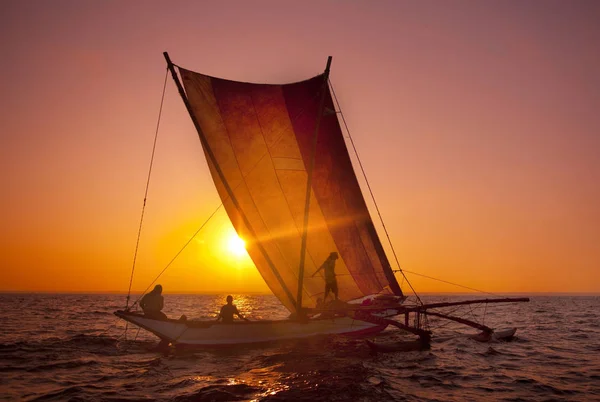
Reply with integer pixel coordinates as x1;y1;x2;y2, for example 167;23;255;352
179;66;402;312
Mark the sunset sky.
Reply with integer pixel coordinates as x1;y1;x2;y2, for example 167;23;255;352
1;1;599;295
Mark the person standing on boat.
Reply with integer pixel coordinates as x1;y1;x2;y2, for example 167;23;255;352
312;252;339;301
216;295;249;323
139;284;167;320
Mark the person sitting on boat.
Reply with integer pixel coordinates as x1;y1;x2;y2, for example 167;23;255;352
139;284;167;320
216;295;249;324
312;252;339;301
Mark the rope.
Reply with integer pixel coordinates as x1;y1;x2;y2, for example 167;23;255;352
130;203;224;309
483;302;487;326
468;303;476;322
126;68;169;309
394;268;500;296
328;79;423;305
133;327;141;342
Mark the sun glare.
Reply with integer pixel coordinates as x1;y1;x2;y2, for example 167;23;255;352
227;234;247;256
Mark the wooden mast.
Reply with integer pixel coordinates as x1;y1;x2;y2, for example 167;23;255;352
296;56;333;313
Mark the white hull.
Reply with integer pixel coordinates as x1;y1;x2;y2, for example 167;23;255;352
115;311;387;347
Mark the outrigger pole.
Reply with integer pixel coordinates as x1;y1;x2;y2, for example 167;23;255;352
317;297;531;313
296;56;333;313
163;52;298;310
313;296;530;343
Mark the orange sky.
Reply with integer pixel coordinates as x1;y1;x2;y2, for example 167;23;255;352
1;1;599;294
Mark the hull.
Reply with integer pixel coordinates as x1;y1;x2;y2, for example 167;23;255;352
468;327;518;342
114;310;386;347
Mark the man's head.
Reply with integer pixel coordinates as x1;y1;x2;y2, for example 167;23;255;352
153;284;163;294
329;252;339;260
226;295;233;304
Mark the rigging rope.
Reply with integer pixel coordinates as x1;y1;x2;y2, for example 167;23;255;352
328;79;423;305
130;203;224;309
126;68;169;310
393;268;500;296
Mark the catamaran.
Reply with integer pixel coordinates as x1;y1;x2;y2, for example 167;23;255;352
115;53;528;348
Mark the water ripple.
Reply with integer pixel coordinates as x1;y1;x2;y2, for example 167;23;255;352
0;294;599;401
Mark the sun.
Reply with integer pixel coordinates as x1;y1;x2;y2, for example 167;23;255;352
227;234;247;256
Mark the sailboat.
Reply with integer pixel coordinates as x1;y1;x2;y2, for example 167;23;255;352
115;53;528;348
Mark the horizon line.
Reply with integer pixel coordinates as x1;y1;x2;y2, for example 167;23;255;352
1;290;599;296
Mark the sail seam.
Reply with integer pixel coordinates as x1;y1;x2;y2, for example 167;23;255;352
248;91;303;301
227;94;319;188
248;90;318;306
210;80;298;309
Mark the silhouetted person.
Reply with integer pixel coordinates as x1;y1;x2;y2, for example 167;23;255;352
140;284;168;320
216;295;249;323
312;252;339;301
315;297;324;309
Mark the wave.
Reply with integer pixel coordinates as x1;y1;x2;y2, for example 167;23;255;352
2;294;600;401
26;359;100;373
173;384;258;402
28;385;86;401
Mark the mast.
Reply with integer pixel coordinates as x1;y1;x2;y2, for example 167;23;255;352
163;52;298;310
296;56;332;313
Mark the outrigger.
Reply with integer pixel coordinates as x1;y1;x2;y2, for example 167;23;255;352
115;295;529;348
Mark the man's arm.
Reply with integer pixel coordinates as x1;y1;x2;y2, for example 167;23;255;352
311;263;325;278
216;306;223;321
234;306;250;322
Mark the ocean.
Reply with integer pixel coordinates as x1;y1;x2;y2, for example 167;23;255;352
0;294;599;401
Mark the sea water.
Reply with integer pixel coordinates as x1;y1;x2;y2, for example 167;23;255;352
1;294;599;401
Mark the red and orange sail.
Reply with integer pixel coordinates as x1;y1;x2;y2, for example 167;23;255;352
179;66;402;312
